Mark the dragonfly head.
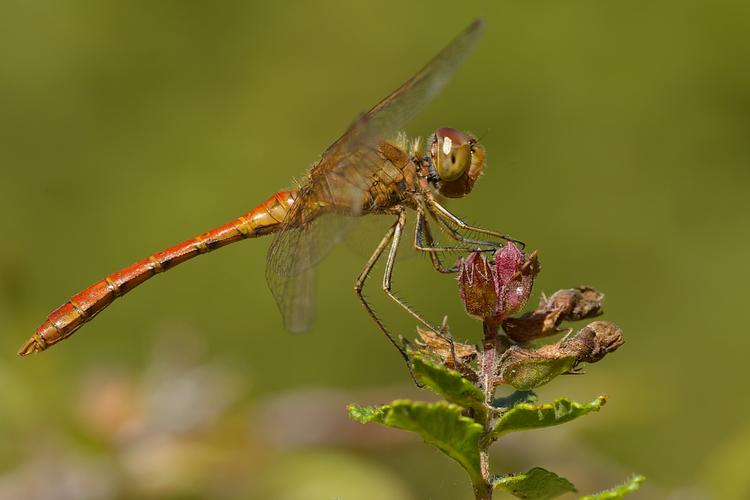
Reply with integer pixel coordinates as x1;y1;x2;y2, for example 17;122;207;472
430;128;485;198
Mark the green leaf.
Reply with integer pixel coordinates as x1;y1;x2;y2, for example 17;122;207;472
494;467;576;499
493;390;538;409
493;396;606;438
499;354;577;390
410;354;484;411
348;400;483;484
580;475;645;499
347;404;387;424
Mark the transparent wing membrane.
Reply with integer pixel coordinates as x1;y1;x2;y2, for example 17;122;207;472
324;19;485;156
265;195;358;332
265;20;485;332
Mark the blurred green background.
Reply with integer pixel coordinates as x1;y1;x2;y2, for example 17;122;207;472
1;1;748;499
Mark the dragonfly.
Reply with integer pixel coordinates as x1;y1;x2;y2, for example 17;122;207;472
18;19;518;359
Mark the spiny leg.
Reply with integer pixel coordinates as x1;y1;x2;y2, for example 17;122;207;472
429;208;504;249
427;197;525;249
415;207;495;255
414;208;486;371
379;207;487;379
354;219;409;362
415;208;495;264
382;208;441;334
414;199;510;251
415;207;461;273
354;209;486;373
417;200;501;250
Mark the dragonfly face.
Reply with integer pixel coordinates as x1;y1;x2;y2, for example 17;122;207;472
428;127;486;199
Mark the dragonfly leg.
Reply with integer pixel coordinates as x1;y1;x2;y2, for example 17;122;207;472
427;197;525;249
415;207;495;258
430;210;504;249
384;208;472;375
413;209;472;372
414;208;460;273
354;220;409;361
381;209;441;334
354;209;472;376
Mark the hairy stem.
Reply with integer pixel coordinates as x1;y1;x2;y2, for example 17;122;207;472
473;317;505;499
481;319;499;405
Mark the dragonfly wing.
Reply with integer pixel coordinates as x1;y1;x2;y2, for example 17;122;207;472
265;186;361;332
265;19;485;332
324;19;485;157
265;221;318;333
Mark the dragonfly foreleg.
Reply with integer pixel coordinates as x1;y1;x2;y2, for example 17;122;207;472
414;208;461;273
430;209;505;249
415;207;497;258
427;197;525;249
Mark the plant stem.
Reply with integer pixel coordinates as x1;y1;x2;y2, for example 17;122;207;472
473;317;505;500
481;319;499;405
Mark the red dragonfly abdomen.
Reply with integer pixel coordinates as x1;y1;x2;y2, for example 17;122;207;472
18;191;297;356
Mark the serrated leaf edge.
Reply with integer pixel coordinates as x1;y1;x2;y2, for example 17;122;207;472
493;395;607;438
349;399;483;484
347;403;388;424
493;466;577;499
579;474;645;499
410;354;484;411
387;400;483;483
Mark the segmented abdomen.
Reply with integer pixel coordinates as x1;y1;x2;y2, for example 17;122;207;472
18;191;297;355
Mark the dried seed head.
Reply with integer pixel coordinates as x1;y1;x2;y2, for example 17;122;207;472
457;244;539;321
503;286;604;342
495;320;625;389
561;320;624;363
415;326;478;366
567;286;605;320
496;346;577;390
457;251;500;319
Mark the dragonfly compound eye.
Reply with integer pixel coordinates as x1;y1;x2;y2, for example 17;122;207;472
432;127;472;182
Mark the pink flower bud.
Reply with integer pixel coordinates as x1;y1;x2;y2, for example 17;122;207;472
494;243;538;317
458;244;539;320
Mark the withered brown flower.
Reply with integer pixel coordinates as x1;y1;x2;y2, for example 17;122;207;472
457;243;539;321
